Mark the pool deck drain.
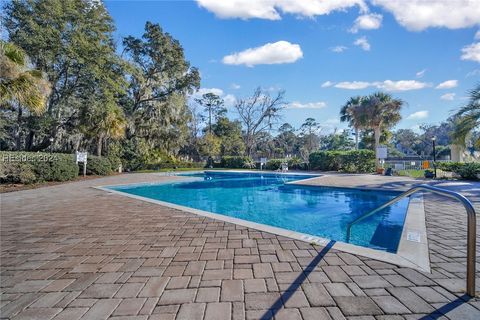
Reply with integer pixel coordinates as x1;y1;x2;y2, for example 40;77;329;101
1;172;480;319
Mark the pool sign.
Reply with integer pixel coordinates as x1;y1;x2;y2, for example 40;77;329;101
76;151;87;163
376;146;388;159
76;151;87;177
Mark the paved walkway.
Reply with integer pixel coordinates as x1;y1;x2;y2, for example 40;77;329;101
1;173;479;320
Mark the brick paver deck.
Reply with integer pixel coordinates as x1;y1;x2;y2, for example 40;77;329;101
1;173;479;320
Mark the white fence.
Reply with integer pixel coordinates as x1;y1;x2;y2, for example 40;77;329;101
383;159;451;171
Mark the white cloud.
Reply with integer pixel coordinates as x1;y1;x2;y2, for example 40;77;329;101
374;80;429;91
440;93;456;101
461;42;480;63
325;117;341;125
196;0;367;20
230;83;241;89
406;110;429;120
416;69;426;78
334;80;428;91
330;46;348;53
190;88;237;108
222;41;303;67
287;101;327;109
475;30;480;40
435;80;458;89
350;13;383;33
223;94;237;107
372;0;480;31
335;81;371;89
410;124;421;133
466;69;480;77
321;81;334;88
195;88;224;97
265;85;282;92
353;36;370;51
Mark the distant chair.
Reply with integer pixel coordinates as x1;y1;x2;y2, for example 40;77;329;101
384;167;393;176
281;162;288;172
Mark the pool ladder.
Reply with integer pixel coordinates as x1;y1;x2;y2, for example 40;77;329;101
345;184;477;297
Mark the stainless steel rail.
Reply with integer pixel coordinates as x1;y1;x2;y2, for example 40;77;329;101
345;184;477;296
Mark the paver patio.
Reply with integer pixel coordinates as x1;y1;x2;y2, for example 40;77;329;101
1;172;479;320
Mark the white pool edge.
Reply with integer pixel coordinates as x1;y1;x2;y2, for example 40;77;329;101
94;174;430;272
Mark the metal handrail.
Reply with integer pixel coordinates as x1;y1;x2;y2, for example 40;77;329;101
345;184;477;296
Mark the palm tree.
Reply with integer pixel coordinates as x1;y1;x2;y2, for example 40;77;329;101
83;102;127;156
0;41;51;149
99;104;127;156
0;41;50;114
340;96;365;149
360;92;403;169
452;84;480;149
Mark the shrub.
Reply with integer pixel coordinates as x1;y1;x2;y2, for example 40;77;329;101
265;159;284;170
309;150;375;173
107;156;122;172
436;162;480;180
138;161;201;171
86;156;113;175
263;157;308;171
456;163;480;180
0;161;37;184
436;162;463;173
0;151;78;183
340;150;376;173
35;154;78;181
309;151;338;171
287;157;308;170
18;164;37;184
242;159;256;169
220;156;253;169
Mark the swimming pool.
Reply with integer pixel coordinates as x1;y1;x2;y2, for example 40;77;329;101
107;171;410;253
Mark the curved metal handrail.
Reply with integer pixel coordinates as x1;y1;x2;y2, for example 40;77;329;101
345;184;477;296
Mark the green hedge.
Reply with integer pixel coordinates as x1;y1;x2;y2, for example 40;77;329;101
140;161;202;171
265;157;307;170
309;150;375;173
220;156;255;169
0;151;124;184
436;162;463;173
437;162;480;180
265;159;284;170
0;151;78;184
86;156;114;175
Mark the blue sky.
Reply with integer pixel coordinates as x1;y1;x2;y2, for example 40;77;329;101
104;0;480;133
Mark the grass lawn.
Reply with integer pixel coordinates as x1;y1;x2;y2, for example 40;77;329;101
397;169;426;178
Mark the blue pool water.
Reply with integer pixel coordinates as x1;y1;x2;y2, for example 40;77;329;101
108;172;410;252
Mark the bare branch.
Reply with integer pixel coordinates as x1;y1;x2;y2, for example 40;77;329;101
234;87;286;156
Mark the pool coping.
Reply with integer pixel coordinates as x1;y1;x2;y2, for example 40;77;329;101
94;171;430;272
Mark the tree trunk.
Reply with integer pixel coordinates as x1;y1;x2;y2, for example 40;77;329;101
28;136;52;152
209;108;212;134
355;128;359;150
96;134;103;156
15;106;23;150
374;126;381;169
26;130;35;151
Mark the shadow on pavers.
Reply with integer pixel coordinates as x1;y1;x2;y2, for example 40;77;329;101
260;240;336;320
